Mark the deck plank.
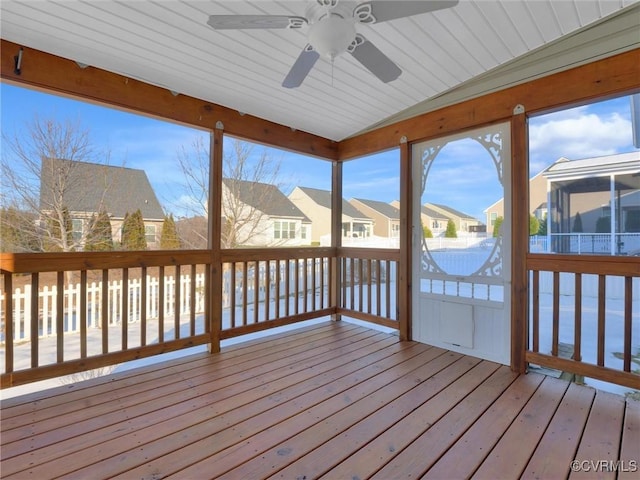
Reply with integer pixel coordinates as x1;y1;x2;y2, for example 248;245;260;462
569;390;626;480
1;322;359;428
296;361;510;480
266;358;500;479
157;347;454;479
521;382;596;479
619;398;640;480
0;320;635;480
471;375;570;479
357;365;517;480
2;324;372;455
5;327;399;478
423;372;546;479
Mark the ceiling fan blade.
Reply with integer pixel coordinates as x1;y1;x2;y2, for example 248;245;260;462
207;15;306;30
282;46;320;88
354;1;458;24
348;35;401;83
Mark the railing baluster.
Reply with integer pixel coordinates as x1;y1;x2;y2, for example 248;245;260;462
190;264;196;336
254;260;259;324
375;260;381;316
366;258;372;314
574;273;582;363
386;260;391;319
319;256;325;309
56;272;65;362
230;263;236;328
31;273;39;367
274;259;280;319
294;259;300;316
623;276;632;372
597;274;606;367
122;268;128;350
358;258;363;313
242;261;248;326
141;267;147;346
311;257;316;311
532;270;539;353
80;270;87;358
350;258;355;311
265;260;271;321
552;271;559;357
285;259;290;317
302;257;308;313
101;269;109;354
158;266;164;343
4;273;14;373
174;265;181;339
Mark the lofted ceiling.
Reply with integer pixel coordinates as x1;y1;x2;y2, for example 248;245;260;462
1;0;638;142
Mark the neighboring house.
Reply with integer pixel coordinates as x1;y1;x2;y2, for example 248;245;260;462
425;203;484;234
222;179;311;247
542;152;640;254
484;166;549;236
39;158;164;248
350;198;400;238
390;200;449;237
288;186;373;243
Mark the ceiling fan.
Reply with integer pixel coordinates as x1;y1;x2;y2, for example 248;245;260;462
207;0;459;88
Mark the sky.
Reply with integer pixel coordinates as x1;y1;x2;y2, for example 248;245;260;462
1;83;638;221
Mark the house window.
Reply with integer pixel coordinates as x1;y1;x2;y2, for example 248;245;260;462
301;225;307;240
72;219;83;241
274;220;296;239
490;212;497;226
391;223;400;237
432;220;439;229
145;225;156;243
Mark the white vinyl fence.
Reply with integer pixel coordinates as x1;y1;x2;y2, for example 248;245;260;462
2;274;206;343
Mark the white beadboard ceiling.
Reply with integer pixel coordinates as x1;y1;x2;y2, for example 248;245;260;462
1;0;638;141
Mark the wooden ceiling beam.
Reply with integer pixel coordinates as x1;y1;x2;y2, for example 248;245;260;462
338;48;640;160
0;39;338;161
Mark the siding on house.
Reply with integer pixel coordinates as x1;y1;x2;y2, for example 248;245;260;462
288;186;373;243
222;179;310;247
350;198;400;238
39;158;164;247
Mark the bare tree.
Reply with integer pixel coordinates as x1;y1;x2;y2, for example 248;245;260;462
175;137;285;248
1;115;111;252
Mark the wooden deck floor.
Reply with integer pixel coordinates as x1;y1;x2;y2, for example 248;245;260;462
1;321;638;479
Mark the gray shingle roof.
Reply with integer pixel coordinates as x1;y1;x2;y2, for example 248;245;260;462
428;203;476;220
297;187;371;220
224;179;309;221
39;158;164;219
421;205;448;219
351;198;400;220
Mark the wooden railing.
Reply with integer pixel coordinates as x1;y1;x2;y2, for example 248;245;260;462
2;246;401;387
337;247;399;329
526;254;640;389
0;251;213;387
220;247;334;339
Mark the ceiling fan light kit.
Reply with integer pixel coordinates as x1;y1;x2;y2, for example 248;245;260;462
207;0;459;88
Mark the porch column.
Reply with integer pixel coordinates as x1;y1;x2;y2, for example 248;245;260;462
330;161;343;321
610;174;616;255
398;136;412;341
546;179;552;252
510;107;529;374
208;123;224;353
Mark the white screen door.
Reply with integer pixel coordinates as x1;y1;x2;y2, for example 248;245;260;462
412;122;511;364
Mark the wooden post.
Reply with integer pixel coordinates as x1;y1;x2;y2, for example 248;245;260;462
510;106;529;374
330;161;343;321
398;137;412;341
208;124;223;353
